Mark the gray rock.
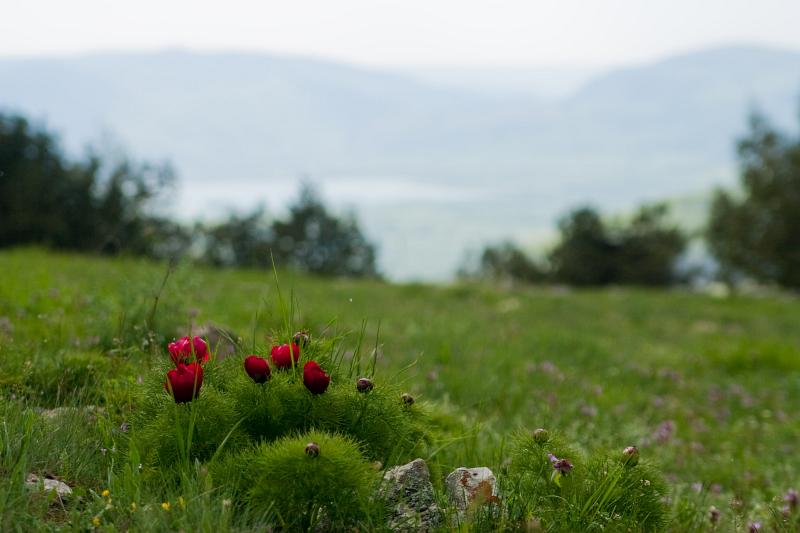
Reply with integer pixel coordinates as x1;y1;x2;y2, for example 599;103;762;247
26;473;72;499
193;323;240;359
445;466;499;512
380;458;442;532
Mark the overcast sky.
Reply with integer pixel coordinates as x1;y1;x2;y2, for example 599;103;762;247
2;0;800;67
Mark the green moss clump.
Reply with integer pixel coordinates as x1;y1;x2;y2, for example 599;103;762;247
503;429;668;532
225;430;379;530
224;351;433;464
131;383;247;470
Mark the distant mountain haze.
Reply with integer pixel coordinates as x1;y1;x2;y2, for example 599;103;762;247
1;45;799;279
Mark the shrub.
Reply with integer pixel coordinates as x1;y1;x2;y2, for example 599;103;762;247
707;112;800;288
219;430;378;530
503;429;668;531
131;369;248;470
225;344;433;463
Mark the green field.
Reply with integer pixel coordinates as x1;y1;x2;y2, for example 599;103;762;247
1;248;799;531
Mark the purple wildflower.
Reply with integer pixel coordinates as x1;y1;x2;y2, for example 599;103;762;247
747;522;761;533
553;458;573;475
785;488;798;510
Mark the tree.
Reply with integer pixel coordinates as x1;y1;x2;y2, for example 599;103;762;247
549;204;686;286
549;207;618;286
201;208;274;268
270;184;378;277
707;113;800;287
0;113;186;258
466;242;546;283
200;184;378;277
616;204;687;285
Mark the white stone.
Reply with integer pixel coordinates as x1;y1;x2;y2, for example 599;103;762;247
445;466;498;511
26;474;72;499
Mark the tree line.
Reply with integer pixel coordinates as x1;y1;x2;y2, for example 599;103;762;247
465;110;800;289
2;110;799;287
466;202;687;286
0;114;378;278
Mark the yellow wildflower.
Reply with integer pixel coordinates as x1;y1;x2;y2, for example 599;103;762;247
178;496;186;510
92;516;101;527
130;502;137;511
161;501;171;511
101;489;110;498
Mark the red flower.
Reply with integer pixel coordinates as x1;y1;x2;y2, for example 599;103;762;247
244;355;271;383
164;362;203;403
303;361;330;395
270;343;300;369
168;336;209;366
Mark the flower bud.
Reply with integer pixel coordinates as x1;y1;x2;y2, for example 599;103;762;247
244;355;271;383
356;377;374;393
303;361;331;395
401;393;415;405
292;330;310;348
532;428;549;444
305;442;320;457
270;343;301;369
621;446;640;466
164;362;203;403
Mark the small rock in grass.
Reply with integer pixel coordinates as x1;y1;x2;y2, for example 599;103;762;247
380;458;442;532
445;466;499;512
191;323;239;359
25;473;72;500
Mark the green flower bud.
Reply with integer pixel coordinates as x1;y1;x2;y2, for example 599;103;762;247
621;446;640;466
532;428;549;444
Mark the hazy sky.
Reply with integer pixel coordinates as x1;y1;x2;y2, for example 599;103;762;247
2;0;800;67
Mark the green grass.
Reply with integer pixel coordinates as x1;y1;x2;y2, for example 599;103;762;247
1;247;799;531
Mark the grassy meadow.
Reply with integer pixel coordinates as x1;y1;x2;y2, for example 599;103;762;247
1;248;799;531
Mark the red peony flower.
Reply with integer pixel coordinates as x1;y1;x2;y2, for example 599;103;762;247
270;343;300;369
244;355;271;383
164;362;204;403
303;361;330;395
168;336;209;366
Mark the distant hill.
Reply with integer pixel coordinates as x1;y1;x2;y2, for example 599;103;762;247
1;45;799;279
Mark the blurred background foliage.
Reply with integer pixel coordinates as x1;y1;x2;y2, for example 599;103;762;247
3;109;800;287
